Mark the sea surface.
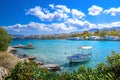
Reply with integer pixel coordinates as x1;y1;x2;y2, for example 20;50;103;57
10;39;120;72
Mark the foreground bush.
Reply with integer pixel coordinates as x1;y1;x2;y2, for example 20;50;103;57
0;27;12;51
6;52;120;80
6;62;59;80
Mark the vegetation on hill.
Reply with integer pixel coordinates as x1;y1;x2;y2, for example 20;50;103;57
0;27;12;51
71;29;120;39
6;51;120;80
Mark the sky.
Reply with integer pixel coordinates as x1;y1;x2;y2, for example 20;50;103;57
0;0;120;35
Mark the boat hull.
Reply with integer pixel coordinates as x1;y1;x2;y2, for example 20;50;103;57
22;47;34;49
67;53;92;63
68;56;91;63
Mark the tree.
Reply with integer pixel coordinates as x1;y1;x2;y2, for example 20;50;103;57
0;27;12;51
99;30;108;39
94;30;100;36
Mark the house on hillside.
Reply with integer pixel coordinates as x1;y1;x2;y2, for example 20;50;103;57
67;37;84;40
105;36;120;40
88;36;102;40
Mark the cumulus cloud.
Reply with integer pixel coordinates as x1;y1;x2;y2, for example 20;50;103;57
49;4;70;13
5;20;120;34
72;9;85;19
49;4;54;9
5;22;51;32
55;5;70;13
97;21;120;29
5;24;27;32
65;19;97;30
26;4;86;22
50;23;76;32
26;4;70;21
28;22;51;31
104;7;120;16
88;5;103;16
4;22;77;33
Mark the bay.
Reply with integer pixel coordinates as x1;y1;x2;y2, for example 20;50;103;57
10;39;120;72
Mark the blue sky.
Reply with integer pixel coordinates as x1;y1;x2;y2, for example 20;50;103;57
0;0;120;35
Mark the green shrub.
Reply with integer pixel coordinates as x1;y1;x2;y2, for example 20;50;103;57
6;62;59;80
6;62;42;80
0;27;12;51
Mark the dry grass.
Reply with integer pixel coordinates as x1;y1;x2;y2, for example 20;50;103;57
0;52;18;70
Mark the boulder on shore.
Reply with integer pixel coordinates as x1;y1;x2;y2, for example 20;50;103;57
27;56;36;61
35;61;44;65
0;67;9;80
19;58;30;63
39;64;60;71
7;46;17;54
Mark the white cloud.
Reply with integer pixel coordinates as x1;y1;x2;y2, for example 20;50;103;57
97;21;120;29
5;20;120;34
26;6;51;21
26;5;70;21
55;5;70;13
4;22;77;33
28;22;51;31
5;24;27;32
111;21;120;26
88;5;103;16
49;4;70;13
5;22;51;32
65;19;97;31
49;4;54;9
72;9;85;19
104;7;120;16
50;23;76;32
89;23;97;29
97;24;111;29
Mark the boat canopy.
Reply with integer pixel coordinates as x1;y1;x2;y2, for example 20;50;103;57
78;46;92;49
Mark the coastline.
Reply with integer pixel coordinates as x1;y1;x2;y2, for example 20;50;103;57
8;46;60;71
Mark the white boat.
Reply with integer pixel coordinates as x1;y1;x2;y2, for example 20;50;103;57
66;46;92;63
22;43;34;49
12;44;24;48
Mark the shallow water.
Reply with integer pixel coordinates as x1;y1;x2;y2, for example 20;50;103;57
10;39;120;72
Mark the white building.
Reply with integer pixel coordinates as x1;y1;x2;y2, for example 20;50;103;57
67;37;82;40
105;36;120;40
88;36;102;40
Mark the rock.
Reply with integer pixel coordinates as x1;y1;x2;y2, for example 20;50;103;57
22;54;28;58
19;58;29;63
0;67;9;80
27;56;36;61
35;61;44;66
39;64;60;71
7;46;17;54
18;54;29;58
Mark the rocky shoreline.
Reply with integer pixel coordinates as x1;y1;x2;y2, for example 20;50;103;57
0;46;61;80
8;46;60;71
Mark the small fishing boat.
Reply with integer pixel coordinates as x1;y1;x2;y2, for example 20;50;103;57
66;46;92;63
12;44;24;48
22;43;34;49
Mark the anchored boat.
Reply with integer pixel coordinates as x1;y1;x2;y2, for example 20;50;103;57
67;46;92;63
22;43;34;49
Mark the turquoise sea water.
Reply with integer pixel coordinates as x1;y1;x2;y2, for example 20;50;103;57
10;40;120;72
